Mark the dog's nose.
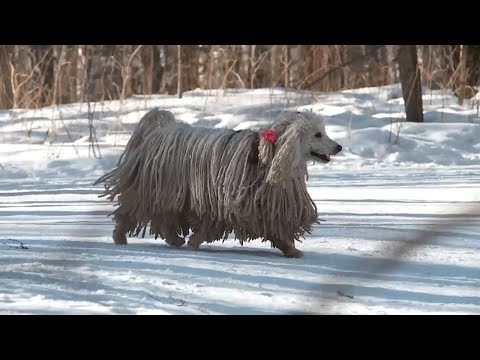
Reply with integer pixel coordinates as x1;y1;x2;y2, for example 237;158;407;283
336;144;343;153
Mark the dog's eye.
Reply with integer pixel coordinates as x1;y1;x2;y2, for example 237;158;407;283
314;133;322;138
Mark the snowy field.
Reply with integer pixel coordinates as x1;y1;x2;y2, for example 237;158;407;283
1;84;479;314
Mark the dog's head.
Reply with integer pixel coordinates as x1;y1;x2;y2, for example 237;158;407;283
260;110;342;185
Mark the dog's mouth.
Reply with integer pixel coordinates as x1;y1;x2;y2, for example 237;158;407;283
310;152;331;163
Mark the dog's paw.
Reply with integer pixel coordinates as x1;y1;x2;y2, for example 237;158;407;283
283;248;303;258
187;240;200;251
166;237;186;248
113;231;128;245
113;237;128;245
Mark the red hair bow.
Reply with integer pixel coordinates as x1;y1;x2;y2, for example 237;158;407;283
260;130;277;145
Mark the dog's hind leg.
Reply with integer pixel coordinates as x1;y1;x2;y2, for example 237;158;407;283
112;211;135;245
271;239;303;258
164;226;186;248
187;218;225;251
187;232;203;251
186;216;205;251
151;214;186;248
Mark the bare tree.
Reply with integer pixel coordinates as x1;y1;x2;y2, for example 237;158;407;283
1;45;478;111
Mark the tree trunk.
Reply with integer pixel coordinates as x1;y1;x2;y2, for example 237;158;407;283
0;46;14;109
76;45;86;102
457;45;467;105
239;45;250;87
177;45;182;98
289;46;304;88
284;45;289;88
144;46;153;95
197;45;208;89
250;45;256;89
398;45;424;122
14;45;33;108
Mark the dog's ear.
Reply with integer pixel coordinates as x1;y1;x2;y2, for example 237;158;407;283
264;122;303;186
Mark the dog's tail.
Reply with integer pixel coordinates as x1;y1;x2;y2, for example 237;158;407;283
94;108;176;187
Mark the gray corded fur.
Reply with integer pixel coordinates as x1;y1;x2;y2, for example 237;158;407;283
94;108;342;257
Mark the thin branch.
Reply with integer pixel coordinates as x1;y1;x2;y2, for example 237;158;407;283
296;45;384;90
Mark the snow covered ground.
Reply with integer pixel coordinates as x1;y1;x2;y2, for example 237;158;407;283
1;84;479;314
